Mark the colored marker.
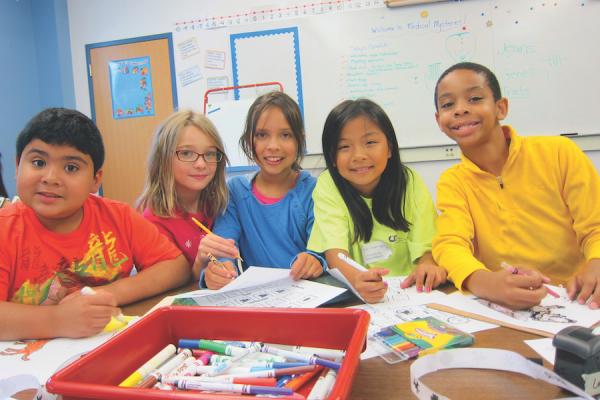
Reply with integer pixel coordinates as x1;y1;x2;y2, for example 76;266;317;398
500;262;560;298
337;252;368;272
118;344;177;387
209;345;256;376
176;380;293;396
285;366;324;391
256;343;342;370
210;353;286;364
281;345;345;360
307;367;330;400
164;375;276;386
80;286;130;326
138;349;192;388
178;339;248;356
164;356;198;378
222;365;317;379
249;362;309;370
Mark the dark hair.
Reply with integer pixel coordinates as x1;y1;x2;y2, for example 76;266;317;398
16;108;105;174
434;62;502;111
322;98;411;243
239;91;305;170
0;153;8;198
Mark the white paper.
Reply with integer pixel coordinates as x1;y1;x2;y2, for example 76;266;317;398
174;269;346;308
444;286;600;335
0;331;121;386
178;65;203;87
410;348;593;400
218;266;291;292
525;338;556;365
177;37;201;59
205;49;226;69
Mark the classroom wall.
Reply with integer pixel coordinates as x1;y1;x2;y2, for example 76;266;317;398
0;0;74;197
65;0;600;199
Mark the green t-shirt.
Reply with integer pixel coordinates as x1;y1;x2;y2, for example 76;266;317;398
307;168;437;276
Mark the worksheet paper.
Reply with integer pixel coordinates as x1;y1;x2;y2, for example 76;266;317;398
443;286;600;336
172;267;346;308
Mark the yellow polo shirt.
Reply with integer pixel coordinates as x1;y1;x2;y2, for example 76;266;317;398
433;126;600;289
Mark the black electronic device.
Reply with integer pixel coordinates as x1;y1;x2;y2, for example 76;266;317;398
553;326;600;392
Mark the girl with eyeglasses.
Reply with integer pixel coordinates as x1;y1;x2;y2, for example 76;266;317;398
198;92;326;290
137;110;229;280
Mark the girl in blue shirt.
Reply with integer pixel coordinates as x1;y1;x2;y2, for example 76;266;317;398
198;92;325;289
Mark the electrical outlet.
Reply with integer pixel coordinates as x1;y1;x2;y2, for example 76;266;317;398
444;147;457;158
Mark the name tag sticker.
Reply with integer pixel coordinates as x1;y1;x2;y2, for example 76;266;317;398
361;241;392;265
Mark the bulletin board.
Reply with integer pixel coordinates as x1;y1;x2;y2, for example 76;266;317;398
172;0;600;161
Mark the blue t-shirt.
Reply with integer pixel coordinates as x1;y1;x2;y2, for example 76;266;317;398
199;170;324;287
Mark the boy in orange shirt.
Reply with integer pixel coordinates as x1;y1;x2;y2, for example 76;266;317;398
0;108;190;340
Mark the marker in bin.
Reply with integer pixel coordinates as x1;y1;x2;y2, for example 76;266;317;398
220;365;317;379
137;349;192;388
178;339;248;356
175;380;293;396
119;344;177;387
254;343;342;370
163;375;276;386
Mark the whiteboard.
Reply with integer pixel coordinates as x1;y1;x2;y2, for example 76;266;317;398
173;0;600;157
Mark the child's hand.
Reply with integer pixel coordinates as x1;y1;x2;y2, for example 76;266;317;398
464;268;548;310
401;253;447;293
198;234;239;260
205;260;238;290
55;289;119;338
567;259;600;309
290;253;323;280
352;268;389;304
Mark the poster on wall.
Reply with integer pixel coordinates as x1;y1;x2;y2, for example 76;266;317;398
108;56;155;119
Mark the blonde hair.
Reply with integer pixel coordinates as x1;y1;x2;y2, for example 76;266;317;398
137;110;229;218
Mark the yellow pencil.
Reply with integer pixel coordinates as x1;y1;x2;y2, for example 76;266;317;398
191;217;244;264
191;216;212;235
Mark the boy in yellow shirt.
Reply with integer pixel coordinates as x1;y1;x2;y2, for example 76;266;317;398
432;62;600;310
0;108;190;340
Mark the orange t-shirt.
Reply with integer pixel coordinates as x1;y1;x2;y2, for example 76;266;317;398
0;195;181;304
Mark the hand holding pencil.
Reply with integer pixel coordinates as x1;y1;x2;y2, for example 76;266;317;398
192;217;241;261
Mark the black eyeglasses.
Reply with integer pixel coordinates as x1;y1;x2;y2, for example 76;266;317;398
175;149;223;163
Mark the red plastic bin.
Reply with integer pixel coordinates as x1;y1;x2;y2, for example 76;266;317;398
46;306;370;400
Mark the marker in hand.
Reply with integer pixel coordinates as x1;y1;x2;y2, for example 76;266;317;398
337;253;368;272
500;262;559;298
80;286;129;323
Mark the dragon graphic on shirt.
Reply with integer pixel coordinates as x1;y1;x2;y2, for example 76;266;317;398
11;231;129;304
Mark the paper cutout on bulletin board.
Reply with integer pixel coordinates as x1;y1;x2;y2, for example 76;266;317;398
230;27;303;115
108;56;155;119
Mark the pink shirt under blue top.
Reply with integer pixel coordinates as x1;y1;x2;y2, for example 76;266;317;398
252;183;285;205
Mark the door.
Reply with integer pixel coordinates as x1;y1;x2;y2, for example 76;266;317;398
87;33;177;206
